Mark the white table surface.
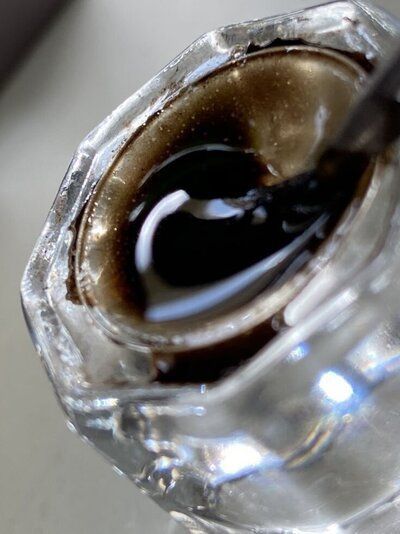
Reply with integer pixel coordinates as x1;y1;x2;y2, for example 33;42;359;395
1;1;400;533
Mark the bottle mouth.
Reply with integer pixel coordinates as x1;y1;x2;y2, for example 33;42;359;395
21;5;400;531
74;44;370;360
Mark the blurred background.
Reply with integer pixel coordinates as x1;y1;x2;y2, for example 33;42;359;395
1;1;400;533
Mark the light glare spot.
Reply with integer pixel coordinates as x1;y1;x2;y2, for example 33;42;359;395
287;342;309;362
219;443;262;476
319;371;353;403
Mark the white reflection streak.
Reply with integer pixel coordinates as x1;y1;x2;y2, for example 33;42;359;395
147;215;327;322
135;190;189;272
186;198;243;219
319;371;354;403
311;104;329;154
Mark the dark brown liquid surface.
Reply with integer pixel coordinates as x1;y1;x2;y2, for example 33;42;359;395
124;144;367;323
77;45;369;383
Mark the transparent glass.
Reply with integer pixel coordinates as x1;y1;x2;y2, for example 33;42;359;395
21;1;400;532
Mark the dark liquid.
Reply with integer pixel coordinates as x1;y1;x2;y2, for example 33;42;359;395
124;145;367;323
77;44;371;383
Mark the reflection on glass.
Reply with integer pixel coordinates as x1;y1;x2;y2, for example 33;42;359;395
318;370;354;403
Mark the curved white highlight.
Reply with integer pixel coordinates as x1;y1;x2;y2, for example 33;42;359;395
146;216;327;322
135;190;189;272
